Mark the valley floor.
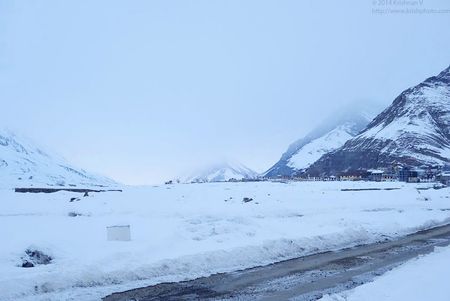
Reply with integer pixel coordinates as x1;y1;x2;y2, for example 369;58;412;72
1;181;450;300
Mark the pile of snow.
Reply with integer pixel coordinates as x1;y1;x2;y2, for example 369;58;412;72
321;245;450;301
0;128;116;188
1;181;450;300
182;161;258;183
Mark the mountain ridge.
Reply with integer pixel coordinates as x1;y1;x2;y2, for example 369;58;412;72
0;128;117;188
263;104;379;178
306;65;450;176
183;161;258;183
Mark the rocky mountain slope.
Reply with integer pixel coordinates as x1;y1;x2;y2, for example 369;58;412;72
307;65;450;176
264;107;376;178
0;129;117;188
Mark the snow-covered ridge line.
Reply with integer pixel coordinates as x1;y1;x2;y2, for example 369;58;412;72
287;123;355;170
0;128;117;188
182;161;258;183
307;65;450;175
264;104;378;178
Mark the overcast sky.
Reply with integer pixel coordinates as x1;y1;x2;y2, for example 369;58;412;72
1;0;450;184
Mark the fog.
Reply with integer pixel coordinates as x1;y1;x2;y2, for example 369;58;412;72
1;0;450;184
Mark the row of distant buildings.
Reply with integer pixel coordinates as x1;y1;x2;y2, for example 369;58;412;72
170;165;450;185
292;165;450;185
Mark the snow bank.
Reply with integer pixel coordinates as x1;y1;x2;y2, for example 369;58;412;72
321;245;450;301
1;181;450;300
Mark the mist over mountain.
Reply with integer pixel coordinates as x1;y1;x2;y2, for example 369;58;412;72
263;103;381;178
182;161;258;183
307;65;450;175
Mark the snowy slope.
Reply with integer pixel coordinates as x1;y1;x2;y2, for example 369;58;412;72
321;245;450;301
308;65;450;175
0;128;116;188
183;161;258;183
287;124;355;170
264;106;377;178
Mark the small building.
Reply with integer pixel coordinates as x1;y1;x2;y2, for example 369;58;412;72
323;175;337;181
438;172;450;185
339;174;357;181
420;171;435;182
382;173;397;181
398;167;419;183
368;170;383;182
299;175;322;181
338;170;368;181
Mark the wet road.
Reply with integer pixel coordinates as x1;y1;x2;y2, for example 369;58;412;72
103;224;450;301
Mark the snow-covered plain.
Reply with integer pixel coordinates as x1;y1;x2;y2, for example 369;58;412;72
1;181;450;301
321;245;450;301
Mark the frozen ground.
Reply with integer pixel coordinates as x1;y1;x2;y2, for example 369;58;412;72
1;181;450;301
102;223;450;300
321;245;450;301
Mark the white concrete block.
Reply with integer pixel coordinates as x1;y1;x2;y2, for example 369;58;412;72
107;225;131;241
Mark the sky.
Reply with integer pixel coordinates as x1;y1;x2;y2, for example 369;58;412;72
1;0;450;185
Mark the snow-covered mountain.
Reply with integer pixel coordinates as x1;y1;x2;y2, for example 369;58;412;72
183;161;258;183
307;65;450;175
0;128;117;188
263;106;377;178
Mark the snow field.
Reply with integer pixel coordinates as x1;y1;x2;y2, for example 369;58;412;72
1;181;450;300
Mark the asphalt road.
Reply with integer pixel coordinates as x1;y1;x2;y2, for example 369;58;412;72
103;224;450;301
